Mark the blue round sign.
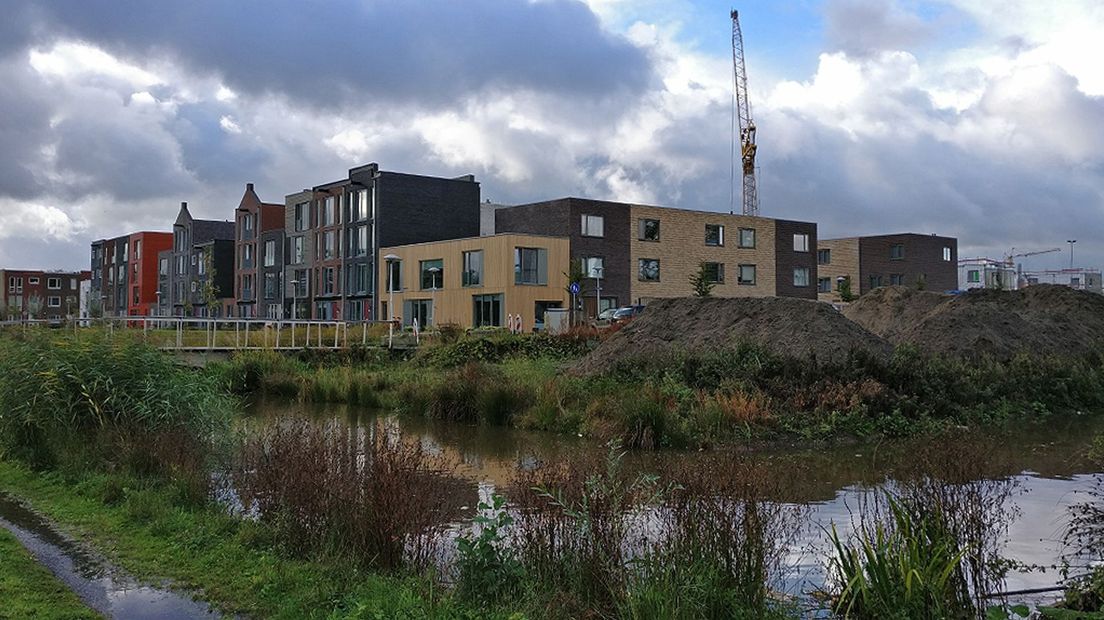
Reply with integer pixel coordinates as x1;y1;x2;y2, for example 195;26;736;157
569;282;581;295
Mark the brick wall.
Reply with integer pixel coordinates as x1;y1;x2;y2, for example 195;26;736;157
816;238;860;302
858;234;958;294
773;219;818;299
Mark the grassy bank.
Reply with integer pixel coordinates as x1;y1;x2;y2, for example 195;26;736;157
216;333;1104;448
0;526;100;620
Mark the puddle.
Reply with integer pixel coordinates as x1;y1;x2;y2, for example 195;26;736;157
0;492;219;619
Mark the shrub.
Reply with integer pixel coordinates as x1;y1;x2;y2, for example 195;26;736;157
455;494;523;607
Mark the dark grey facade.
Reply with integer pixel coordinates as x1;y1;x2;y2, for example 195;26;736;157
259;228;285;318
495;197;632;314
284;164;481;320
857;233;958;294
166;202;236;316
773;219;819;300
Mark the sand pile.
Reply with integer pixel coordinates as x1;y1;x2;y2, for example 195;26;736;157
574;296;892;375
845;284;1104;360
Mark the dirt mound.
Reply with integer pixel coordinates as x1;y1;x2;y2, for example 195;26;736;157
847;284;1104;360
843;286;952;341
574;297;892;375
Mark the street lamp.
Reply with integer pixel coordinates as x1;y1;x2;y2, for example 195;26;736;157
290;279;299;320
384;254;401;348
1068;240;1077;269
427;266;441;327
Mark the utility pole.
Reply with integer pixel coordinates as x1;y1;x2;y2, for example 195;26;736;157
1068;240;1077;269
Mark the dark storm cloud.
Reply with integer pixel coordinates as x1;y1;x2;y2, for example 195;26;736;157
171;103;271;186
823;0;933;58
0;60;53;198
26;0;654;109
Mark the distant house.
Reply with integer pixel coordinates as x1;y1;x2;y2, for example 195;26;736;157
817;233;958;301
165;202;235;317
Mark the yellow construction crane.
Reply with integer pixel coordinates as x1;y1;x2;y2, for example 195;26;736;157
731;9;758;216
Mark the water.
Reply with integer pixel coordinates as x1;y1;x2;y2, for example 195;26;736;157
250;398;1104;604
0;493;219;620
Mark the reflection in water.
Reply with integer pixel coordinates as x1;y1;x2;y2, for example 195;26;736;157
0;493;218;620
247;398;1104;602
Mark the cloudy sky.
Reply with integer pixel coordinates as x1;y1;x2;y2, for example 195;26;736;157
1;0;1102;273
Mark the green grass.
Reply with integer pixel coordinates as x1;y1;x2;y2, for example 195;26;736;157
0;526;100;620
0;460;507;620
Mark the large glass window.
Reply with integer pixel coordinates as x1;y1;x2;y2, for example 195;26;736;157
354;190;369;221
462;250;483;287
638;258;660;281
943;246;952;262
638;219;660;241
324;196;336;226
583;256;604;278
291;236;304;264
794;267;810;287
263;240;276;267
294;202;308;231
473;294;503;327
350;263;370;295
264;273;278;299
967;270;980;283
738;264;756;285
405;299;432;328
387;260;402;292
514;247;548;285
738;228;755;248
324;231;335;259
706;224;725;246
581;214;604;237
420;259;444;290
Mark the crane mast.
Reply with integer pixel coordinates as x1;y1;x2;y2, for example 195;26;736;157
731;10;758;216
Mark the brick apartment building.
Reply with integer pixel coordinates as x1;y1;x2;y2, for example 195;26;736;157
90;232;172;316
817;233;958;302
1;268;89;320
495;198;818;316
281;163;481;321
233;183;285;318
159;202;235;317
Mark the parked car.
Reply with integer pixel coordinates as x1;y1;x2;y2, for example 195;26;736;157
597;307;618;322
610;305;646;325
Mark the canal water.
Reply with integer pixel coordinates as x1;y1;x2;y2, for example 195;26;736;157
249;398;1104;604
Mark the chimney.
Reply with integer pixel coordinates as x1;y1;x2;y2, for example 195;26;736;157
246;182;254;192
181;201;187;209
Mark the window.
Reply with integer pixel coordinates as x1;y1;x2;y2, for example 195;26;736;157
705;224;725;246
818;277;831;293
387;260;402;292
263;240;276;267
1072;277;1082;287
294;202;308;231
870;275;884;289
197;254;206;275
324;196;336;226
405;299;432;328
159;258;168;276
324;231;335;259
243;214;254;232
349;263;370;295
583;256;604;279
889;274;905;286
581;214;604;237
134;240;141;260
738;264;756;285
291;236;304;264
515;247;548;285
353;190;369;221
48;296;61;308
323;267;336;295
350;225;368;257
817;249;831;265
462;250;483;287
638;219;660;241
264;273;278;299
794;267;810;287
738;228;755;249
967;270;980;283
943;247;952;262
47;277;60;289
29;277;40;285
293;269;309;297
190;281;197;293
638;258;660;281
794;234;810;252
473;294;503;327
702;262;724;283
420;259;444;290
890;244;904;260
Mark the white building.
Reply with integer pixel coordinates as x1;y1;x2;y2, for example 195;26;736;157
958;258;1018;291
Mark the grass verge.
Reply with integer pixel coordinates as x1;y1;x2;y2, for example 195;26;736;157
0;526;100;620
0;460;499;620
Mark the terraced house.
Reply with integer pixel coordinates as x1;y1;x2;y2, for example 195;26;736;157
159;202;235;317
283;163;481;321
1;268;89;321
232;183;285;319
90;232;172;317
495;198;818;316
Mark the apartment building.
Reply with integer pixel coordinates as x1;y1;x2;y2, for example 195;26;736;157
282;163;481;321
233;183;285;318
1;268;89;320
163;202;235;317
379;234;569;330
90;232;173;316
817;233;958;302
495;198;818;316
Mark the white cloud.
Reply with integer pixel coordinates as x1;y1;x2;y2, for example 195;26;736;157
219;115;242;134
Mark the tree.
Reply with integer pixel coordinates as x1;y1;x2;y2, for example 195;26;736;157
0;299;7;321
689;262;716;297
88;296;103;319
837;276;855;303
564;258;587;324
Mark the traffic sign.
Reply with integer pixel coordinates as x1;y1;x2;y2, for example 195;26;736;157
569;282;580;295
